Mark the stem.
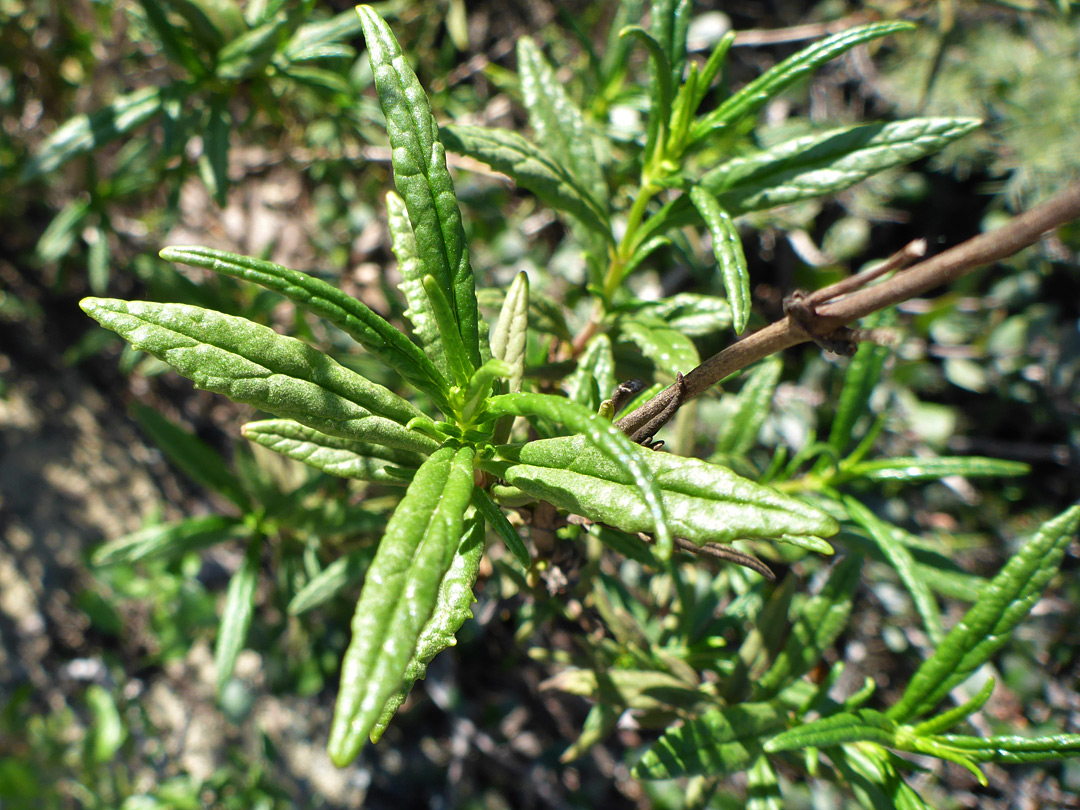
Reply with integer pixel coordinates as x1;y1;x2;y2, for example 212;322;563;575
615;180;1080;439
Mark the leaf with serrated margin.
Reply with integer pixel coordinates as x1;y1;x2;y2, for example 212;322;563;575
131;403;248;508
80;298;436;455
714;356;782;456
848;456;1030;482
242;419;423;483
370;514;485;742
160;245;452;415
755;554;862;698
565;334;616;412
485;434;838;551
328;444;475;764
633;703;783;779
689;186;751;333
288;548;372;616
473;489;529;568
701;118;982;214
358;6;480;368
21;87;163;182
517;37;606;209
845;497;943;644
93;515;247;565
441;124;611;238
485;393;674;559
764;709;897;752
933;733;1080;764
888;503;1080;722
386;191;448;381
618;317;699;378
691;22;914;142
215;534;261;692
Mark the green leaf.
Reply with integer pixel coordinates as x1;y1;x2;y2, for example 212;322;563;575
765;709;898;752
36;199;91;264
633;703;784;779
21;86;164;181
847;456;1030;482
688;186;750;333
693;30;736;112
618;235;671;284
358;5;480;369
517;37;606;209
933;733;1080;763
159;245;452;414
241;419;424;483
137;0;208;76
86;226;111;295
131;403;248;508
888;503;1080;721
473;488;529;569
93;514;247;565
84;685;126;764
328;444;476;764
441;124;611;238
279;65;354;96
215;534;262;692
700;118;982;215
565;334;616;412
627;293;733;338
422;274;476;388
288;548;372;616
834;744;935;810
747;754;783;810
691;22;915;141
199;99;231;207
386;191;448;382
755;554;862;697
543;667;702;713
369;514;485;742
620;25;673;158
284;9;364;62
714;356;783;456
169;0;245;53
80;298;436;454
485;433;839;552
826;329;892;459
844;497;943;644
216;9;296;81
490;271;529;395
912;677;995;737
618;317;699;379
485;393;674;559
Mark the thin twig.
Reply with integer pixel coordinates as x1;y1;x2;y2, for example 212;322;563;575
616;181;1080;440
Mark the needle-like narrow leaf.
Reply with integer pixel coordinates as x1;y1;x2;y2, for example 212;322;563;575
846;456;1030;482
486;393;673;558
691;22;915;141
357;5;480;368
215;534;262;692
329;444;476;764
369;514;485;741
93;515;247;565
888;503;1080;721
422;274;476;388
288;548;372;616
713;357;783;456
81;298;434;454
160;245;452;413
689;186;751;334
473;488;530;568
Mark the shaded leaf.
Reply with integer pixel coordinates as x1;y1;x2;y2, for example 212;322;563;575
93;514;246;565
215;534;262;692
618;317;699;378
473;488;529;569
714;356;782;456
288;548;372;616
565;334;616;412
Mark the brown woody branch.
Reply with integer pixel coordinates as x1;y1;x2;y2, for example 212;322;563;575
615;180;1080;440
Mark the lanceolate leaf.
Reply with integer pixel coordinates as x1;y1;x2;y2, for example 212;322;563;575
888;504;1080;721
517;37;606;209
80;298;435;454
827;328;891;459
489;271;529;395
387;190;448;381
714;356;783;456
618;317;699;378
933;733;1080;764
565;334;616;412
288;548;372;616
160;244;452;413
215;534;262;692
473;488;530;568
485;434;838;551
700;118;982;214
93;514;247;565
21;86;164;181
689;187;750;333
633;703;784;779
620;25;673;158
847;456;1030;482
692;22;914;141
441;124;611;238
241;419;426;482
329;444;476;764
485;393;674;559
369;514;485;742
358;6;480;368
764;709;898;752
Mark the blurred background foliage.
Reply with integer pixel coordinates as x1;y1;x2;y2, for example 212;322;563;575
1;0;1079;807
